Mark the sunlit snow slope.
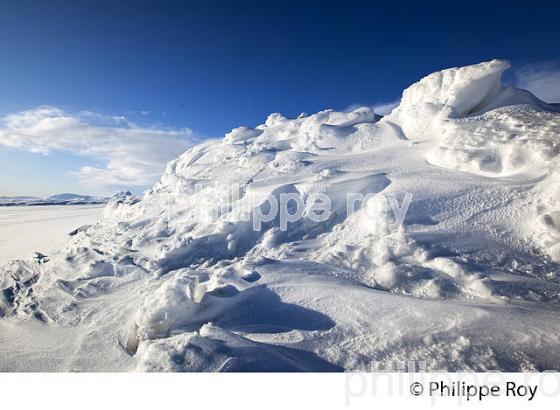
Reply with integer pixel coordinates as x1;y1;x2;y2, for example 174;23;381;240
1;60;559;371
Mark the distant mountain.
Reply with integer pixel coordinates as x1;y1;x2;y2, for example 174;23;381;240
0;193;110;206
0;196;41;201
47;193;105;202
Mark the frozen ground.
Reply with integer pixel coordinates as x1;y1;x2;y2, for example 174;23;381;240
1;60;560;371
0;205;105;264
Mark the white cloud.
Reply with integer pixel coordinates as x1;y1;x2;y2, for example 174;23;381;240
344;100;400;116
515;62;560;103
371;100;400;116
0;106;199;191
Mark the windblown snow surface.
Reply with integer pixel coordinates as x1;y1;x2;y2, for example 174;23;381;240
0;205;105;263
1;60;560;371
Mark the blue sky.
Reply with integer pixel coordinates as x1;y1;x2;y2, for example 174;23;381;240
0;0;559;196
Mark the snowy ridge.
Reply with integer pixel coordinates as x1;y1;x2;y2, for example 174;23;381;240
1;60;560;371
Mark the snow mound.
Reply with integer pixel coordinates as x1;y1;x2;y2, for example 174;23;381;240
388;60;559;178
393;59;509;123
1;60;560;371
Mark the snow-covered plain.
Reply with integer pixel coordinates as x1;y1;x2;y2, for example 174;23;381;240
1;60;560;371
0;205;105;264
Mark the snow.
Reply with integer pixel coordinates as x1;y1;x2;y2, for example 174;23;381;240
1;60;560;371
0;205;105;263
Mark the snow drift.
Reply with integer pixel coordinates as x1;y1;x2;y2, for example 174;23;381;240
1;60;560;371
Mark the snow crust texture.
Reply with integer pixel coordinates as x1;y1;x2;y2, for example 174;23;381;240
1;60;560;372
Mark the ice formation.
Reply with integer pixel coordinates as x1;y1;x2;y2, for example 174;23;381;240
1;60;559;371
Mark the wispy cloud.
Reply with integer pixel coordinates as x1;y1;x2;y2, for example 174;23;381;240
514;61;560;103
371;100;400;116
344;100;400;116
0;106;199;191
